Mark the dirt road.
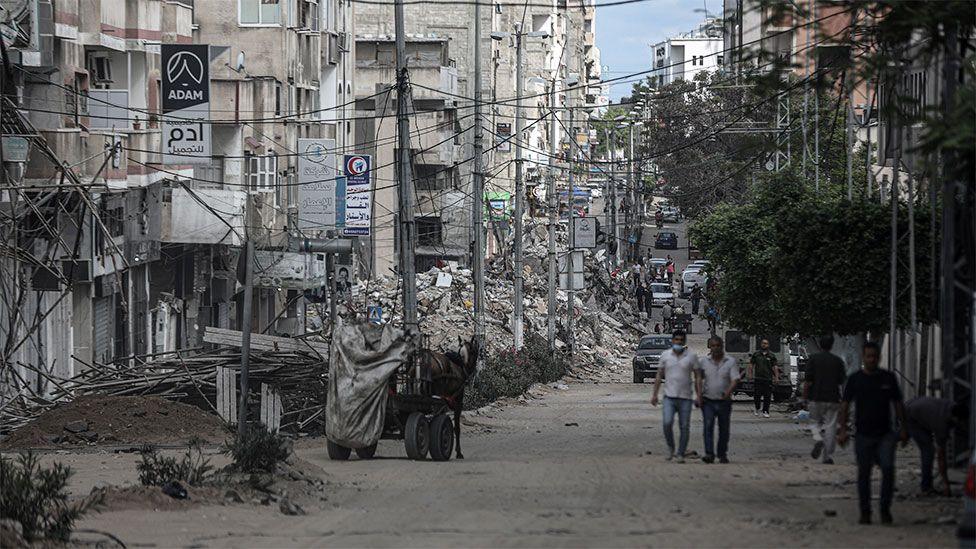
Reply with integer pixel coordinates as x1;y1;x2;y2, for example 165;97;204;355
59;371;956;548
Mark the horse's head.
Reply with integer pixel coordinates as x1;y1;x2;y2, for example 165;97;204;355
457;335;480;379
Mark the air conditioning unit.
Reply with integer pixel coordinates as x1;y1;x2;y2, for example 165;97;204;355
87;54;113;84
61;259;93;283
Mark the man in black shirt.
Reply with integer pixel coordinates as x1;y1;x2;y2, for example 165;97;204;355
837;341;908;526
803;335;847;464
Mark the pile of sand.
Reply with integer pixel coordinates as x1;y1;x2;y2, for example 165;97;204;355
0;395;230;449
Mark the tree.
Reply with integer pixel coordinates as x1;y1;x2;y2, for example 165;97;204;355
690;173;938;337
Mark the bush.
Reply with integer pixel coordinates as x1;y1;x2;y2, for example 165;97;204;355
225;425;291;474
0;452;102;542
137;439;213;487
466;332;570;409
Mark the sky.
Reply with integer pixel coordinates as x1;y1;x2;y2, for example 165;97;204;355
596;0;716;102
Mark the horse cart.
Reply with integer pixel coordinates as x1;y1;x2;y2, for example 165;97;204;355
326;358;459;461
325;323;476;462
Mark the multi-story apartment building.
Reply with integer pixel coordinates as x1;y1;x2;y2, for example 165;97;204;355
650;19;723;88
0;0;353;398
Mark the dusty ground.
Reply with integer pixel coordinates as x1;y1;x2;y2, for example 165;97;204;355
25;373;959;548
6;215;962;547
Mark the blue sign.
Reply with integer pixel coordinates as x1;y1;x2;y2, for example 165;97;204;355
343;154;372;236
367;305;383;325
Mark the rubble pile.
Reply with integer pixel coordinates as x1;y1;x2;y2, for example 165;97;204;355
359;223;648;380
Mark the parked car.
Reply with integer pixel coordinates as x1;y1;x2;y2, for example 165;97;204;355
654;231;678;249
960;452;976;548
724;330;794;402
661;208;680;223
649;282;674;307
632;335;671;383
688;244;704;261
590;188;603;198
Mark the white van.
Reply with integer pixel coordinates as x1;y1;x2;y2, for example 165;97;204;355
680;268;705;297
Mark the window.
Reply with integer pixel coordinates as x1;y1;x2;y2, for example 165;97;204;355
240;0;281;25
299;0;319;29
416;216;443;246
717;55;724;66
274;82;282;115
246;152;280;206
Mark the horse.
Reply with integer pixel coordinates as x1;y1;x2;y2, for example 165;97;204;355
415;335;479;459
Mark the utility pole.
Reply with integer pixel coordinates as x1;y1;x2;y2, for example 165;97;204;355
888;125;900;377
627;123;635;262
395;0;418;334
513;25;526;351
906;137;918;397
603;127;612;263
238;237;254;435
610;131;618;266
567;105;576;355
546;78;558;349
565;14;576;355
472;0;485;352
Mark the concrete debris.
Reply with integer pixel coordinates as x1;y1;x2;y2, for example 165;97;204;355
334;233;647;381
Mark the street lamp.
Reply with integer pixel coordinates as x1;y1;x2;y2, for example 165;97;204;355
492;25;549;351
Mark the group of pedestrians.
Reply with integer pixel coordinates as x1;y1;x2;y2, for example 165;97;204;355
650;331;739;464
647;331;967;526
801;337;966;524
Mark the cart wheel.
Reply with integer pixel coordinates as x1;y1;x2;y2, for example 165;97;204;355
404;412;430;460
355;443;378;459
327;439;351;461
429;414;454;462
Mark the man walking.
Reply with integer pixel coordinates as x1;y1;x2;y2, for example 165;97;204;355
696;336;739;464
804;335;847;464
690;283;703;315
837;341;908;525
651;331;699;463
748;338;779;418
904;396;967;496
635;282;648;318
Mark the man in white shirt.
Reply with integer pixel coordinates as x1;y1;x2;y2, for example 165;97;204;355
650;330;700;463
695;335;740;463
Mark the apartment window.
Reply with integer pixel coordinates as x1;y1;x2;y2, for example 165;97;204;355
240;0;281;25
246;152;280;205
274;82;282;115
717;55;724;66
416;216;443;246
300;0;319;30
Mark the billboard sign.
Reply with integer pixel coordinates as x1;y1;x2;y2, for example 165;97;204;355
297;138;337;230
161;44;211;164
342;154;372;236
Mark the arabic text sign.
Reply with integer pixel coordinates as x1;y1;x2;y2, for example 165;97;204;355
342;154;372;236
297;138;337;229
161;44;211;164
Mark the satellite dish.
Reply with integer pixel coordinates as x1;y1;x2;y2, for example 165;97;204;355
236;51;246;73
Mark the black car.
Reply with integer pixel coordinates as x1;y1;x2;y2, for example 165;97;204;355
655;231;678;249
632;335;671;383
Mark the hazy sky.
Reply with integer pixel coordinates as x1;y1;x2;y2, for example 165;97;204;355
596;0;716;101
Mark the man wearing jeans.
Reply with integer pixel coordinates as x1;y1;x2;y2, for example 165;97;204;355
749;339;779;418
837;341;908;525
695;336;739;464
651;331;699;463
803;335;847;464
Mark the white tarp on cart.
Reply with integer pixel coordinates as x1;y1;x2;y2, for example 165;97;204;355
326;320;411;448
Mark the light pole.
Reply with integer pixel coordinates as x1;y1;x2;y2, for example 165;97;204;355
491;27;548;351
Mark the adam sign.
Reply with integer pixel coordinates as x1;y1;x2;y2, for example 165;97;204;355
161;44;211;164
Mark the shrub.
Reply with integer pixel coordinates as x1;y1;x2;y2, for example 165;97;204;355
466;331;570;409
225;425;291;474
137;439;213;487
0;452;103;542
